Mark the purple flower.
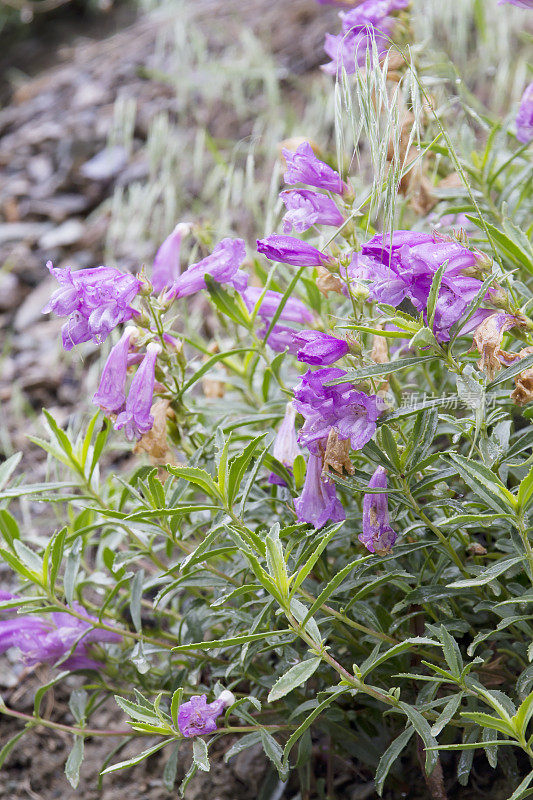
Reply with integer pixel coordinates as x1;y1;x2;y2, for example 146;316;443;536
323;27;388;75
273;402;302;468
498;0;533;7
316;0;358;5
293;368;380;453
322;0;408;75
0;601;121;671
165;239;247;300
257;235;332;267
294;330;349;365
269;403;301;485
516;83;533;144
152;223;191;293
359;466;396;554
43;262;141;350
294;452;345;529
259;323;300;354
177;691;235;738
115;342;161;441
280;190;344;234
357;231;491;342
243;287;313;324
283;142;347;194
343;252;409;306
93;327;138;415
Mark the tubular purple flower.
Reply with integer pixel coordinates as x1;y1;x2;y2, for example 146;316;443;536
498;0;533;7
282;142;347;194
93;327;138;415
43;261;142;350
152;222;191;293
177;691;235;738
0;601;121;671
358;230;492;342
280;190;344;234
259;323;299;354
294;330;349;365
360;466;396;554
322;0;408;75
257;235;332;267
294;452;345;529
243;287;314;324
273;403;302;467
293;368;381;453
165;238;246;300
43;262;141;350
516;83;533;144
115;342;161;441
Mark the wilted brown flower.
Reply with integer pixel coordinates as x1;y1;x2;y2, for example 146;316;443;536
470;313;527;381
512;346;533;405
134;398;175;463
316;264;344;297
371;334;389;365
322;429;354;476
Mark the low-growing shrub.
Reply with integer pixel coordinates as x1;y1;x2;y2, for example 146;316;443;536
1;1;533;797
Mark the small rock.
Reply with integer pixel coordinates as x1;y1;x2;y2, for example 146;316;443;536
73;80;108;109
79;145;128;181
0;222;52;245
39;218;85;250
27;154;54;184
28;193;90;222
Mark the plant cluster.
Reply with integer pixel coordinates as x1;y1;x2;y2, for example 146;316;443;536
1;0;533;798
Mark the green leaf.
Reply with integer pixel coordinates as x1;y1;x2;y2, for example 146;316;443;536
130;569;144;633
0;452;22;491
427;261;448;330
268;658;321;702
512;691;533;738
224;732;262;763
114;696;159;725
398;702;438;774
466;216;533;274
192;738;210;772
227;434;268;506
326;356;435;384
260;730;285;777
65;737;84;789
166;466;223;502
0;509;20;548
488;353;533;389
506;771;533;800
448;555;523;588
431;694;464;737
446;453;516;514
282;687;348;767
302;556;371;625
181;348;253;394
460;712;516;738
205;276;251;328
517;465;533;512
360;638;439;679
163;741;180;791
44;527;67;593
170;688;183;730
172;630;292;652
101;741;170;775
0;729;28;769
438;626;463;678
290;523;343;597
375;727;415;795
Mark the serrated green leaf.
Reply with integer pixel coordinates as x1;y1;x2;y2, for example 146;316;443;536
268;658;321;703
